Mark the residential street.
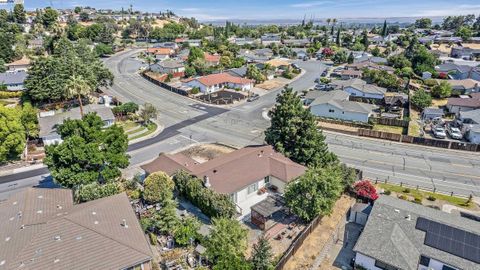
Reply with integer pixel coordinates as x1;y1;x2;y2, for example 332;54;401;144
1;48;479;197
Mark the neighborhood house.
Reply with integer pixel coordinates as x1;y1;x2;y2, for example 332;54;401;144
141;145;307;218
184;73;253;94
0;70;28;91
331;78;387;100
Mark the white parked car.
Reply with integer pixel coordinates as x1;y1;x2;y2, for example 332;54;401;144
432;126;447;139
447;125;463;140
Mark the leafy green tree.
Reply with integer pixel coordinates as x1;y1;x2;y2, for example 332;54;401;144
431;81;452;98
265;86;337;168
154;198;180;235
339;163;358;190
347;52;354;64
174;216;200;246
415;18;432;29
370;46;381;57
381;20;388;37
387;54;411;69
74;6;82;14
333;50;348;64
246;64;266;83
336;28;341;46
361;30;369;50
41;7;59;29
187;47;204;64
13;4;26;23
251;234;274;270
0;106;25;163
206;218;248;268
143;172;175;205
65;75;93;117
21;102;39;138
95;43;114;56
455;26;473;41
75;181;122;203
0;58;6;73
285;166;343;221
410;89;432;109
0;31;16;62
79;11;89;22
45;113;129;188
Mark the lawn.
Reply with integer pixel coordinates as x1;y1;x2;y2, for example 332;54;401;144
373;124;404;134
431;98;448;107
118;120;140;131
129;122;157;141
408;108;421;137
377;183;473;209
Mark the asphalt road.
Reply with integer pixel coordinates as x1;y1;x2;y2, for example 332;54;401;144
1;48;479;198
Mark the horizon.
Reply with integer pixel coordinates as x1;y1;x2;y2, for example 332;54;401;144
14;0;480;22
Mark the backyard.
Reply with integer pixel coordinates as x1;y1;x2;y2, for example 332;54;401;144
372;124;404;134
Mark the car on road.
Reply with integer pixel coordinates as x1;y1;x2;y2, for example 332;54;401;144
447;125;463;140
314;84;327;90
247;94;260;102
432;126;447;139
315;78;321;83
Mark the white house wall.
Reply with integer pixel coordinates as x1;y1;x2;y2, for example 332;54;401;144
269;176;287;194
234;179;267;218
354;253;383;270
310;103;370;122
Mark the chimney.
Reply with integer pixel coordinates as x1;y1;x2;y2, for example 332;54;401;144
203;175;211;188
122;219;129;228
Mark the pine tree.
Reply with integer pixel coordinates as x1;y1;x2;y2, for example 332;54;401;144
382;20;388;37
347;52;355;64
251;234;273;270
265;86;337;168
336;28;341;46
155;198;180;235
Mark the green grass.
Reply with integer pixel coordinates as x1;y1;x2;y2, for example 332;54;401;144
373;124;404;134
118;121;140;131
129;123;157;141
126;126;145;135
378;183;473;209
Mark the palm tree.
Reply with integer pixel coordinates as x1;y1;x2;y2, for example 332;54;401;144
65;75;92;117
332;18;337;26
326;18;331;26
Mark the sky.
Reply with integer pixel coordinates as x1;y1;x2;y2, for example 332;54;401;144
17;0;480;21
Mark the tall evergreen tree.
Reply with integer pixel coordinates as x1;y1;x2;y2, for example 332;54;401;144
336;28;341;46
361;30;369;51
251;234;274;270
265;86;337;168
381;20;388;37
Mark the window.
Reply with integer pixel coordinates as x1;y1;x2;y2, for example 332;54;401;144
419;255;430;267
229;193;238;203
329;109;335;113
442;265;457;270
248;182;258;194
374;260;398;270
264;176;270;184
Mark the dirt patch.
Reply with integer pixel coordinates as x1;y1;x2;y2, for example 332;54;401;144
257;78;289;90
318;121;360;133
282;196;355;270
180;143;236;163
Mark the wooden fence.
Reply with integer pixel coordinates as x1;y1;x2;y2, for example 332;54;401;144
142;73;189;96
371;117;409;128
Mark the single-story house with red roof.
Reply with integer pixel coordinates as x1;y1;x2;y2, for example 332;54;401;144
184;72;254;93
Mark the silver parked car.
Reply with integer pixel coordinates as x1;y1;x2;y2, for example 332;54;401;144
432;126;447;139
447;125;463;140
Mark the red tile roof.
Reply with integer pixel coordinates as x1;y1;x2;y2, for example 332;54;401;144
141;145;306;194
204;52;220;63
192;72;253;87
146;48;174;55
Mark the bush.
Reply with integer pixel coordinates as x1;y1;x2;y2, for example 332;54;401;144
403;188;411;193
413;197;422;204
149;232;157;245
173;170;236;218
190;87;200;94
427;195;437;201
353;180;379;200
398;194;408;200
0;91;22;99
384;190;392;195
74;182;122;203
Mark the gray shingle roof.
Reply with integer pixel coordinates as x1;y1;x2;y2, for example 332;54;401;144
354;195;480;270
38;104;114;137
0;188;152;270
459;109;480;124
331;78;387;95
0;71;27;85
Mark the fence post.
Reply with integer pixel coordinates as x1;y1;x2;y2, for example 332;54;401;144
400;182;403;187
416;185;419;190
451;192;453;197
433;187;436;193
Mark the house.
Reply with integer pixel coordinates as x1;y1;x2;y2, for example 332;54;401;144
152;42;179;51
28;37;44;49
141;145;307;218
226;66;248;78
233;37;258;46
185;39;202;47
0;71;28;91
145;47;175;61
264;58;291;70
354;195;480;270
339;69;363;80
345;61;395;74
458;109;480;144
5;57;31;71
282;38;311;47
261;34;281;45
204;52;221;66
451;46;480;60
442;79;480;95
150;59;185;75
184;72;253;94
0;188;152;270
447;93;480;114
39;104;115;145
330;79;387;100
292;48;308;59
435;63;480;81
421;107;444;120
308;90;376;123
384;93;408;111
239;49;273;63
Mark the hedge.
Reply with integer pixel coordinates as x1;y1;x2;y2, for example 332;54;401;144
0;91;23;99
173;170;236;219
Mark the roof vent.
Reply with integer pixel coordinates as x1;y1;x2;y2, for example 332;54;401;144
394;209;400;213
54;235;61;241
213;169;217;174
121;219;129;228
36;210;43;214
94;221;99;225
17;211;22;218
56;205;62;209
20;225;25;229
405;214;411;221
12;201;17;205
53;257;60;264
203;176;211;188
92;211;96;215
9;217;14;221
76;236;82;240
37;195;43;199
0;260;5;266
5;237;10;242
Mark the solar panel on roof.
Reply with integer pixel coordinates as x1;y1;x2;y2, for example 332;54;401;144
416;217;480;264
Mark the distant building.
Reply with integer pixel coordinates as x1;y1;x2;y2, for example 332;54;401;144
354;195;480;270
261;34;281;46
5;57;31;72
421;107;444;120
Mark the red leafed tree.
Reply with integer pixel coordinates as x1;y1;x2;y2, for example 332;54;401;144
322;48;334;58
354;180;379;200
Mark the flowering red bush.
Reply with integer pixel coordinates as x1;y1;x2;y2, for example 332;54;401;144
354;180;379;200
322;48;334;58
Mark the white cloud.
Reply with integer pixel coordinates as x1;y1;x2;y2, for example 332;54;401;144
290;1;332;8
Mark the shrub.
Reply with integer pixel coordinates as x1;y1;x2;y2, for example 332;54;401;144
173;170;236;218
398;194;408;200
413;197;422;204
353;180;379;200
0;91;22;99
149;232;157;245
74;182;122;203
384;190;392;195
403;188;411;193
190;87;200;94
427;195;437;201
